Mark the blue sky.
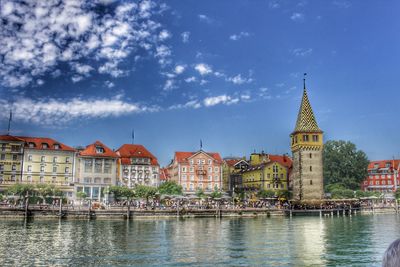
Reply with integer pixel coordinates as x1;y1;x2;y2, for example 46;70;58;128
1;0;400;166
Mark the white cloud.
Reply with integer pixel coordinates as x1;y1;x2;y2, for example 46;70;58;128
291;48;313;56
241;94;251;101
174;65;186;75
198;14;213;23
105;80;115;88
0;0;169;88
290;13;304;22
268;1;280;9
169;100;201;110
194;63;212;75
203;95;239;107
227;74;253;85
181;31;190;43
185;76;196;83
229;32;250;41
333;1;351;8
0;97;156;125
163;79;176;90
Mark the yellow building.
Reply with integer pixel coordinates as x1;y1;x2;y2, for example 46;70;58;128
0;135;25;187
19;136;76;198
241;153;292;191
222;158;248;193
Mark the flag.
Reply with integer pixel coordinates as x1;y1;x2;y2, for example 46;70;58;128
200;139;203;150
132;129;135;144
7;109;12;134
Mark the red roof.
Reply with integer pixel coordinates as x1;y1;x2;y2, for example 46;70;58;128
368;160;400;170
175;151;223;164
268;154;293;168
116;144;159;165
79;141;118;158
225;159;242;167
17;136;75;152
0;135;25;142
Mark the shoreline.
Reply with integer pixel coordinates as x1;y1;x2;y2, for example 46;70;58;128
0;206;397;220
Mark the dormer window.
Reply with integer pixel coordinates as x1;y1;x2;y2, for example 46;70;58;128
42;143;49;149
95;146;104;153
28;142;35;148
54;144;60;150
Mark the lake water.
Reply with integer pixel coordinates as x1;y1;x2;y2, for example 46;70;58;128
0;214;398;266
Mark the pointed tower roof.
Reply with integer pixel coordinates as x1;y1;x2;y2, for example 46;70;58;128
292;85;322;134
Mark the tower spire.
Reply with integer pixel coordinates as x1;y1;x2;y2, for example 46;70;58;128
303;73;307;91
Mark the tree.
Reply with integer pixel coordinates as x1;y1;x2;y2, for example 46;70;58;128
195;188;205;199
36;184;53;204
158;181;183;195
6;184;36;215
323;140;369;190
257;190;275;198
395;189;400;200
135;185;157;206
210;185;222;199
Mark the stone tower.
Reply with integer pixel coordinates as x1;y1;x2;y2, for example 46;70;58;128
290;79;324;201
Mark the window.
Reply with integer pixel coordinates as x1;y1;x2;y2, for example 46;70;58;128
65;167;70;174
214;167;219;172
182;174;187;181
388;180;392;185
53;166;57;173
214;175;219;181
83;177;92;183
94;177;101;184
28;155;32;161
40;165;45;172
41;156;45;162
208;159;212;165
95;159;102;173
309;153;312;159
95;146;105;153
208;175;212;181
267;173;270;178
40;176;44;183
310;166;312;172
208;167;212;172
197;159;201;165
53;157;57;163
0;154;5;160
190;183;194;190
202;159;205;164
104;178;111;184
11;164;16;171
28;143;35;148
84;159;92;172
27;165;32;172
189;167;194;173
66;157;70;163
376;181;380;185
190;175;194;181
1;144;5;151
310;180;313;185
303;135;309;142
312;135;319;142
0;164;3;171
12;154;17;161
42;143;48;149
54;144;60;149
104;160;111;174
190;159;194;165
182;166;187;172
11;145;20;152
386;162;391;168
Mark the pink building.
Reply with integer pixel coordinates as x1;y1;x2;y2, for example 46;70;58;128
361;159;400;193
168;150;223;194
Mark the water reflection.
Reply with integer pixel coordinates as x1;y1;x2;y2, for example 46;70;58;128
0;214;398;266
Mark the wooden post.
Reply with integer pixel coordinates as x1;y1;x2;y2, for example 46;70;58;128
59;197;62;217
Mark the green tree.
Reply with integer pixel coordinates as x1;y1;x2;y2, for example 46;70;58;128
323;140;369;190
158;181;183;195
6;184;36;214
135;185;157;206
395;189;400;200
195;188;205;198
257;190;275;198
210;186;222;199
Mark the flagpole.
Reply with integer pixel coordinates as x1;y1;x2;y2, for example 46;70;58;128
7;109;12;135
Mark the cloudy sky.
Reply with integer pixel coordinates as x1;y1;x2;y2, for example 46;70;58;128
1;0;400;165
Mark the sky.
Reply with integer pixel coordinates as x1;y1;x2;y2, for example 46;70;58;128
1;0;400;166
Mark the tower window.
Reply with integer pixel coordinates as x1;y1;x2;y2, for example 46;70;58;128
312;135;319;142
303;135;309;142
310;166;312;172
309;153;312;158
310;180;313;185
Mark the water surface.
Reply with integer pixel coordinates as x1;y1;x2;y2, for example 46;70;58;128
0;214;398;266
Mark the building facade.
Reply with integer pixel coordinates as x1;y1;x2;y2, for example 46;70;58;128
361;160;400;193
169;150;223;194
19;137;76;198
117;144;160;187
241;153;292;192
290;83;324;200
222;158;248;193
75;141;118;201
0;135;25;187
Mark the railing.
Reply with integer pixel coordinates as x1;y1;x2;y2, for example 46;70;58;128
0;180;73;186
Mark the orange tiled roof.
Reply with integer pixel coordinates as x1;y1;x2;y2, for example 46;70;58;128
0;135;25;142
79;141;118;158
116;144;159;165
175;151;223;164
17;136;75;152
368;160;400;170
225;159;242;167
268;154;293;168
